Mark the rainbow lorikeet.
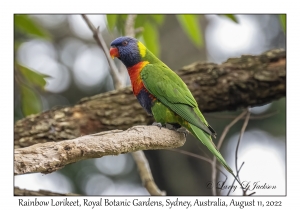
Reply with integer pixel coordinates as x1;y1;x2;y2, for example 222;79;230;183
109;36;233;175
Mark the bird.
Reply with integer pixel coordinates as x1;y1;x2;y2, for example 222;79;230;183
109;36;234;175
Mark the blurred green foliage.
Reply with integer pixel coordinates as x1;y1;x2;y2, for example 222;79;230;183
176;15;203;47
15;63;48;117
14;15;50;117
220;14;238;23
19;84;42;116
106;14;286;57
14;15;51;40
106;14;118;31
18;64;48;88
142;22;160;57
279;14;286;33
105;14;240;57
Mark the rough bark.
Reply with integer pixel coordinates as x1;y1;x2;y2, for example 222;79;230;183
14;126;185;175
14;49;286;149
14;187;79;196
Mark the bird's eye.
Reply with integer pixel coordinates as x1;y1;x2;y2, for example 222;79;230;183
122;41;128;46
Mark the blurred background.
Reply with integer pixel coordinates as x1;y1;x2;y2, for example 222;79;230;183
14;14;286;195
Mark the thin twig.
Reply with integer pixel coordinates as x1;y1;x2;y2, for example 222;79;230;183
217;110;248;150
206;110;278;120
125;14;137;37
196;142;212;159
235;108;251;181
81;14;123;89
167;149;228;179
248;192;256;196
167;148;212;164
134;27;144;34
168;148;229;195
211;110;248;195
227;162;245;196
242;182;256;196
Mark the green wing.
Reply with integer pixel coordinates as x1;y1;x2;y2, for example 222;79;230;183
141;63;214;136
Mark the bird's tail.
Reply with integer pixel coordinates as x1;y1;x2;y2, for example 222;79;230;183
188;123;233;174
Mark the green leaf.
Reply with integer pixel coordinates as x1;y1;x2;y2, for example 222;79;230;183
151;15;165;26
135;15;148;28
14;15;51;39
136;15;164;30
20;84;42;116
279;14;286;33
115;14;128;35
220;14;238;23
106;14;118;31
176;15;203;47
17;63;49;88
143;22;160;57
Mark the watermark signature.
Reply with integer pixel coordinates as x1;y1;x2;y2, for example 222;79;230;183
206;181;276;192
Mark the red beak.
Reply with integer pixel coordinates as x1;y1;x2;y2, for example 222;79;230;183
109;47;119;59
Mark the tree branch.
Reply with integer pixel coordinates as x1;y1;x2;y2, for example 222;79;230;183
14;187;79;196
14;49;286;149
132;151;166;196
14;126;185;175
180;49;286;112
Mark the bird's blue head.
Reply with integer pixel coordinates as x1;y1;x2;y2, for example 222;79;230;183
110;36;143;68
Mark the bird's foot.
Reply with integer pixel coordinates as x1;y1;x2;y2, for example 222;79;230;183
152;122;165;129
169;123;182;131
176;128;189;137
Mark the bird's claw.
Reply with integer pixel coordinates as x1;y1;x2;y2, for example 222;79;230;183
176;129;188;137
169;124;181;131
152;122;164;129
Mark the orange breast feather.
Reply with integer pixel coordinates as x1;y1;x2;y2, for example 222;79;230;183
127;61;149;96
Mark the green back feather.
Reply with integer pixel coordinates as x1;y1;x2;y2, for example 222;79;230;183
141;62;213;136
